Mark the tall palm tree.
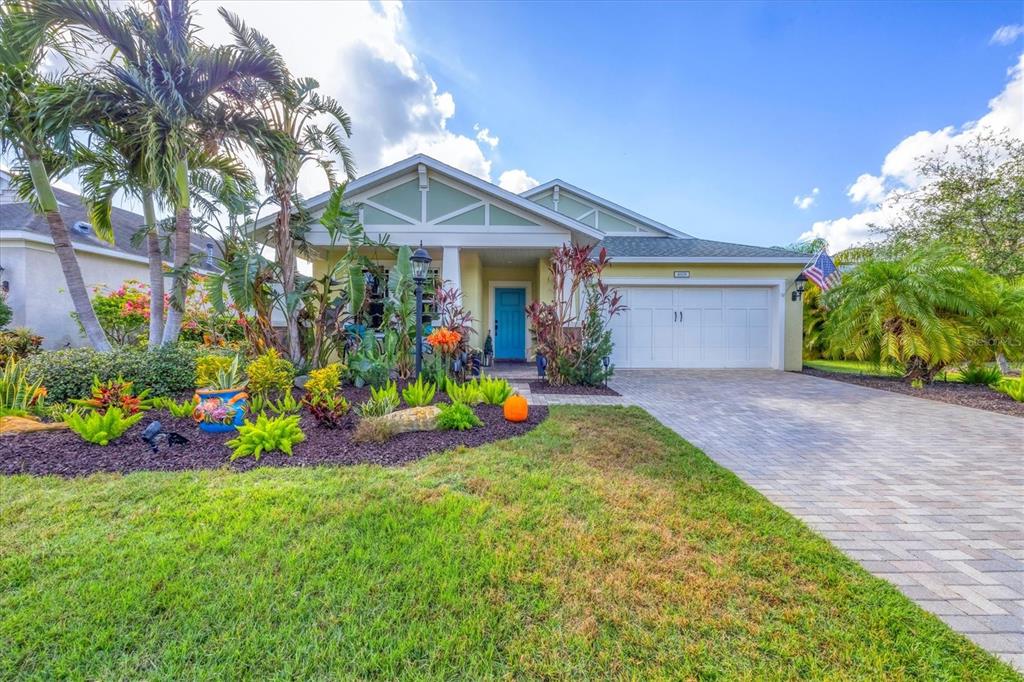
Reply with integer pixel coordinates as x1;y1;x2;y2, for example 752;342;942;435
0;3;111;350
24;0;283;345
823;247;981;381
220;8;357;361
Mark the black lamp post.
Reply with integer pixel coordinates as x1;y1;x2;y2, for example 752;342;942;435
410;242;432;377
792;272;808;301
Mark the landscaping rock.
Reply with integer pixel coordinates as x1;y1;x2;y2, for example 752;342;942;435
378;406;440;433
294;375;309;389
0;415;69;436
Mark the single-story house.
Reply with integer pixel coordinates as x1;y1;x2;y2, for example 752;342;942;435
260;154;809;370
0;171;217;348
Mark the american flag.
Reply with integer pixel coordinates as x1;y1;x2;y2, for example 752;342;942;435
804;250;841;291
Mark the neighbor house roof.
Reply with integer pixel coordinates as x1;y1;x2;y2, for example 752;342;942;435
0;175;218;267
598;236;808;263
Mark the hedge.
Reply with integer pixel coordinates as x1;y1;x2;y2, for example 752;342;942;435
23;345;202;403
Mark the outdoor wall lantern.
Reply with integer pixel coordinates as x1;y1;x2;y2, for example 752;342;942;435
792;272;808;301
411;242;432;377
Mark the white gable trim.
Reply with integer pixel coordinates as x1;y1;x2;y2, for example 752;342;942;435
523;179;693;239
259;154;603;240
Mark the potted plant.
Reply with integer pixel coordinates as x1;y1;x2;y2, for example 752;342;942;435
193;355;248;432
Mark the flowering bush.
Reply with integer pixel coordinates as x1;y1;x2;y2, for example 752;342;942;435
426;327;462;355
80;278;246;348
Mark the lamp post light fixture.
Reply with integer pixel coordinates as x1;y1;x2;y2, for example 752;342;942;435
410;242;432;377
792;272;808;301
602;355;611;387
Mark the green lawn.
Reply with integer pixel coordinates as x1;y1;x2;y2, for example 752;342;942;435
804;358;905;377
1;407;1017;680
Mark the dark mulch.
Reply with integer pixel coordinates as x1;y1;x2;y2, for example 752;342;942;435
529;380;620;396
1;391;549;477
803;368;1024;418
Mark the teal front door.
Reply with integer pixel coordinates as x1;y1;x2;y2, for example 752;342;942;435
494;288;526;360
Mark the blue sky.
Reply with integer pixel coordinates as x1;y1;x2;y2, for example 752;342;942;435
401;1;1023;248
35;1;1024;251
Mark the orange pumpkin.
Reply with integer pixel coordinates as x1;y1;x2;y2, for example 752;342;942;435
503;394;529;422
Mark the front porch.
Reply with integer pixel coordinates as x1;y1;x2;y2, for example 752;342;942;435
311;246;553;361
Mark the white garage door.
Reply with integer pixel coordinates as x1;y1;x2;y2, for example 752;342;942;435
609;287;775;368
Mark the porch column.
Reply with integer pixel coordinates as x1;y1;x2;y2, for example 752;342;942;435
441;246;461;299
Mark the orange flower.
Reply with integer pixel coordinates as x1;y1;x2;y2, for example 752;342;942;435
427;327;462;354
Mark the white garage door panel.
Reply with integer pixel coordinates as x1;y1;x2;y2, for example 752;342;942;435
614;286;775;369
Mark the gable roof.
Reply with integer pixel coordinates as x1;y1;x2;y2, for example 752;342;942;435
598;236;807;262
521;179;693;239
257;154;605;240
0;175;218;267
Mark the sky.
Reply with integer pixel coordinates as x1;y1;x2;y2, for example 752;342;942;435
39;1;1024;251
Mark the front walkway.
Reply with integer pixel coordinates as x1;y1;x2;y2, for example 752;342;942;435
587;369;1022;669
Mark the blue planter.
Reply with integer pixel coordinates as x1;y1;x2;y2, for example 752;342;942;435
194;387;247;433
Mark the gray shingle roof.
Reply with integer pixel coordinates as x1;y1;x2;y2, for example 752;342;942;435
598;236;806;260
0;183;217;265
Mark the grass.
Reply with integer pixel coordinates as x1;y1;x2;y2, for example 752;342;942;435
804;359;905;377
1;406;1017;680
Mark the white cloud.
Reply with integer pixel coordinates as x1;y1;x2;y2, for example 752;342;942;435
802;53;1024;251
792;187;819;210
991;24;1024;46
498;169;539;193
192;1;528;194
474;124;500;149
847;173;886;203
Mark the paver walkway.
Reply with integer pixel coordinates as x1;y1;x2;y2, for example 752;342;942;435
607;369;1024;670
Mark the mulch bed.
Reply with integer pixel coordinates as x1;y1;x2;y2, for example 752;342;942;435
802;368;1024;418
529;381;620;396
1;388;549;477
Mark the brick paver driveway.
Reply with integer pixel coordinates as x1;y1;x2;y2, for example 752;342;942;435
612;369;1024;670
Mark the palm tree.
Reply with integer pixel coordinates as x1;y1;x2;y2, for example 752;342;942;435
823;247;980;381
0;3;111;350
220;8;357;361
24;0;283;346
968;275;1024;373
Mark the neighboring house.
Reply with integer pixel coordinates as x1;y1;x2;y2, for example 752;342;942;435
259;154;809;370
0;171;218;348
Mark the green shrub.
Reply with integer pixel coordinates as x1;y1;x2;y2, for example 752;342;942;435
1;357;45;417
247;349;295;397
357;381;399;417
226;414;305;460
23;345;198;403
267;391;301;416
445;378;482;406
958;364;1003;386
436;401;483;431
401;376;436;407
996;376;1024;402
65;407;143;446
305;363;343;396
246;393;268;418
477;375;512;405
0;297;11;328
153;396;195;419
195;355;237;389
0;328;43;363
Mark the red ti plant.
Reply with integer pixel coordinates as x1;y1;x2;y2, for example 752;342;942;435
526;244;625;385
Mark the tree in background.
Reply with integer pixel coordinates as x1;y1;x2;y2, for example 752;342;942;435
879;132;1024;279
0;3;112;350
220;8;356;361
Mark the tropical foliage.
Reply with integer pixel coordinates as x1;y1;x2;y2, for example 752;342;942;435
226;413;305;460
436;401;483;431
526;244;625;386
65;407;143;446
